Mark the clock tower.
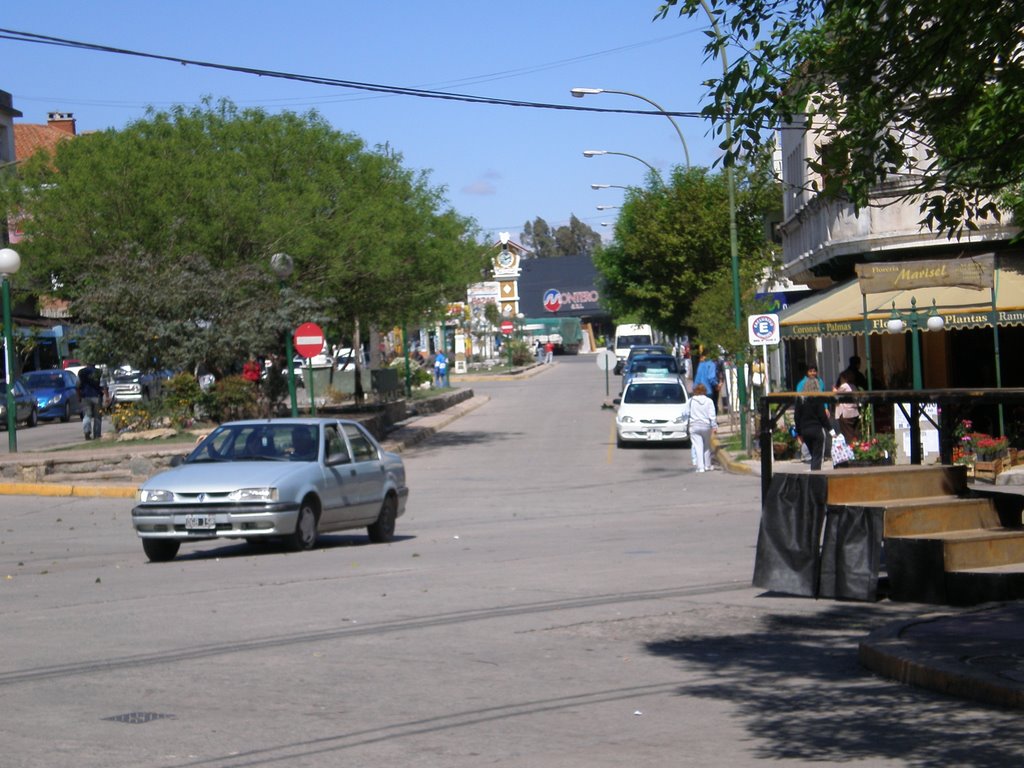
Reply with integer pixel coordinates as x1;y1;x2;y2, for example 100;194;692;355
491;232;527;317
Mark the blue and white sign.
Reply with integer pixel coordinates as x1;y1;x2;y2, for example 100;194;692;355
747;313;780;346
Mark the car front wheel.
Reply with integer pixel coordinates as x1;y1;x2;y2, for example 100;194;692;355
61;402;71;422
286;500;319;551
368;494;397;543
26;408;37;428
142;539;180;562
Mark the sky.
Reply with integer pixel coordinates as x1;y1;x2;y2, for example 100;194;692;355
3;1;726;245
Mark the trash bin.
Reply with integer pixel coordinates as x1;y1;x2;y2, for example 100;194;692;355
300;364;334;397
371;368;401;400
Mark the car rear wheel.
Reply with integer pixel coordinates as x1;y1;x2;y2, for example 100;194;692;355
60;402;71;423
286;499;319;551
142;539;180;562
368;494;397;543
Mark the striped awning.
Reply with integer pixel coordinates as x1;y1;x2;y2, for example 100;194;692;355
779;261;1024;339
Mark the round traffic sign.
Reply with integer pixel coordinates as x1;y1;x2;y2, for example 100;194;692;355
500;320;514;336
293;322;326;358
595;348;617;371
747;313;780;345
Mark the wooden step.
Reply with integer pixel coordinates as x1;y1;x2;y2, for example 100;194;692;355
882;497;1000;537
940;528;1024;571
827;465;967;505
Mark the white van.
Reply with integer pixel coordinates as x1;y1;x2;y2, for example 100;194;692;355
613;323;654;365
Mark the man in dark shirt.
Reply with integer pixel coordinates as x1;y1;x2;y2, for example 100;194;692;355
77;365;105;440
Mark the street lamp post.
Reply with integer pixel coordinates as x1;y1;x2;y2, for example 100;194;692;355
694;0;747;448
571;87;691;168
591;183;630;191
886;297;945;390
582;149;659;176
0;247;21;453
270;252;299;417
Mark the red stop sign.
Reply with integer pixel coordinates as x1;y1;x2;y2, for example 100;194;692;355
293;322;325;358
500;320;514;336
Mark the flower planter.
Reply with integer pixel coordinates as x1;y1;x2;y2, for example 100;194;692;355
974;458;1003;483
835;457;894;468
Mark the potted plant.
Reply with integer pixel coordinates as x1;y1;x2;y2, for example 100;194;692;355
847;433;896;466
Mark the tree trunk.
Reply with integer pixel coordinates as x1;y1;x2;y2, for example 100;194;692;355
353;317;365;405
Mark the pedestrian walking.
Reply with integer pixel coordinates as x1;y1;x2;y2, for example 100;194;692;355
433;351;449;387
833;370;861;443
544;340;554;364
694;354;718;402
689;383;718;472
77;364;106;440
794;377;832;470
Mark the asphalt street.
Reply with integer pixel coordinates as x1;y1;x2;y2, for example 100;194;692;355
3;356;1024;767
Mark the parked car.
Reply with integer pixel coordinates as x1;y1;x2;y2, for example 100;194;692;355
109;367;168;404
132;417;409;562
615;344;669;375
0;379;39;429
21;369;81;422
614;375;690;448
620;353;682;392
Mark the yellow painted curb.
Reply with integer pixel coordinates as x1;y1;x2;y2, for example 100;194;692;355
0;482;137;498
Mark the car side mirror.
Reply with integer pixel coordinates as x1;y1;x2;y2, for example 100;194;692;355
326;454;352;467
170;454;186;467
613;397;621;406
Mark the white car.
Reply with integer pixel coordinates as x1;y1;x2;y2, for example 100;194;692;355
614;375;690;447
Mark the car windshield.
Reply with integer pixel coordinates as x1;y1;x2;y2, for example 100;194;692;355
187;423;321;463
623;382;686;405
23;372;65;389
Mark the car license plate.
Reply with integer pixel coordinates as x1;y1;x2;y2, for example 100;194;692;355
185;514;216;530
647;430;663;441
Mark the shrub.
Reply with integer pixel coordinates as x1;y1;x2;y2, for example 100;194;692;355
389;357;431;388
202;375;261;423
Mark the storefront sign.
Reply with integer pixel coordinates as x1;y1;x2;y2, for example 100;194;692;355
856;255;994;294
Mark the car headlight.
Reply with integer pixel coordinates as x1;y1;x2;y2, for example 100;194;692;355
137;489;174;503
619;415;635;424
228;487;279;502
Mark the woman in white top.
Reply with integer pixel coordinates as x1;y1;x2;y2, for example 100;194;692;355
689;383;718;472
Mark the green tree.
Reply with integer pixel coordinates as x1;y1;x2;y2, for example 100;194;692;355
1;99;485;375
594;163;779;354
521;217;557;258
656;0;1024;235
521;215;603;258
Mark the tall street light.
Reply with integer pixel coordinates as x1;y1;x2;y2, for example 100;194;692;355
582;149;659;176
591;183;629;191
270;252;299;417
596;204;619;211
695;0;747;447
571;87;691;168
0;247;21;452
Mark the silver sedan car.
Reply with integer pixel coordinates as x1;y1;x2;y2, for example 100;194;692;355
132;418;408;562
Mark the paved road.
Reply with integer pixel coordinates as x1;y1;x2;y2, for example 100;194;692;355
4;356;1024;767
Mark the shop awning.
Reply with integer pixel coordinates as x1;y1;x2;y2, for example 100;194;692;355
779;262;1024;338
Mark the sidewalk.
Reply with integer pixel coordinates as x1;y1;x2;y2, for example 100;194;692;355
711;414;1024;709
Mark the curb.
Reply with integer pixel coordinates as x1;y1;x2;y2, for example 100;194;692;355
0;481;138;498
858;606;1024;709
382;395;490;453
713;435;753;475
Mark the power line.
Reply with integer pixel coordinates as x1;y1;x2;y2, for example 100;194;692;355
0;28;704;120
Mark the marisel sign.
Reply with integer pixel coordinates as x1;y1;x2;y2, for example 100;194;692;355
856;255;994;293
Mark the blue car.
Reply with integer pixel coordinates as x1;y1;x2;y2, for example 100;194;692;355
21;369;81;422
